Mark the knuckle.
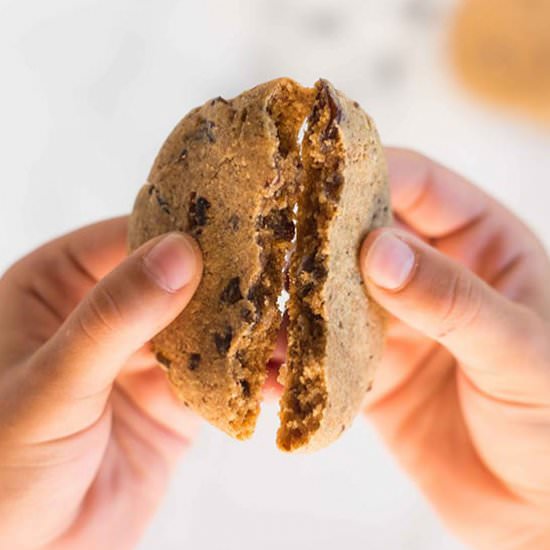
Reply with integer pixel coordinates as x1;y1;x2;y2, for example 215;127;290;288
1;257;28;284
396;147;429;165
402;167;433;215
501;309;550;397
78;284;124;343
437;271;483;339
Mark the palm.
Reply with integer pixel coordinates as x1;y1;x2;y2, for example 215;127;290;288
55;323;196;550
48;361;197;548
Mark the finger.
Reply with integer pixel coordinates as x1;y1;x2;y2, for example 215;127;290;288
386;148;489;238
363;325;436;410
5;232;203;442
18;216;129;282
360;229;550;406
0;218;130;358
386;149;550;316
122;344;157;374
115;368;201;446
391;215;423;240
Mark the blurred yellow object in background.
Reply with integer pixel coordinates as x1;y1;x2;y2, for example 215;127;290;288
450;0;550;123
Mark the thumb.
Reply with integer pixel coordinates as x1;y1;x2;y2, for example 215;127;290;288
360;229;550;405
16;232;202;441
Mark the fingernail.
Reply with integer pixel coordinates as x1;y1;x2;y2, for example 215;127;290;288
364;232;415;290
143;233;196;292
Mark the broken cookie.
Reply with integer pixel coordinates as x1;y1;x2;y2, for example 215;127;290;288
128;77;391;452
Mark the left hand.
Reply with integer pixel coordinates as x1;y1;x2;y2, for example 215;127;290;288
0;218;203;550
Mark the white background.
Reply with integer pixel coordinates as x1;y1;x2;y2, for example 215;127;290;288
1;0;549;548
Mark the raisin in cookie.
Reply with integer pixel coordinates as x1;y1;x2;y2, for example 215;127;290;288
129;77;391;451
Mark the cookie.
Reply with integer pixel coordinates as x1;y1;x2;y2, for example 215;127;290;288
128;77;391;451
129;78;314;439
278;80;391;451
450;0;550;123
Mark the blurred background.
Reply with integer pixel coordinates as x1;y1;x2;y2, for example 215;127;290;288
1;0;549;548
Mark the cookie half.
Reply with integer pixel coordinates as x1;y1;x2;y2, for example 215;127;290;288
278;80;391;452
129;78;314;439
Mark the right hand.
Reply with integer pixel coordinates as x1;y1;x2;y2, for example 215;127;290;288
360;149;550;550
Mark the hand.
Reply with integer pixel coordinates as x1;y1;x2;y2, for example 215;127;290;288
360;149;550;550
0;219;203;550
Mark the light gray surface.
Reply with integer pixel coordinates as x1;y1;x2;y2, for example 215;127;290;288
1;0;549;548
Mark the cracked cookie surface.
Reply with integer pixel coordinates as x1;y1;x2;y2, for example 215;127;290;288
278;80;391;452
129;78;314;439
129;77;391;449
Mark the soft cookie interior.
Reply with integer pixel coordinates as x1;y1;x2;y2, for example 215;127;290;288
277;80;345;451
228;82;315;437
276;79;390;452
